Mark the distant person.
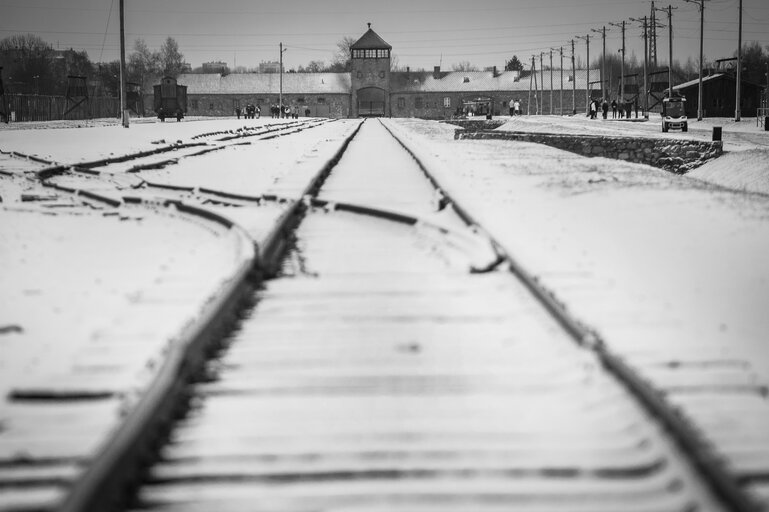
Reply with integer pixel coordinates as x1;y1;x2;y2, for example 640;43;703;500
235;106;242;119
589;99;597;119
625;100;632;119
514;99;521;116
509;98;515;116
602;99;609;119
611;99;617;118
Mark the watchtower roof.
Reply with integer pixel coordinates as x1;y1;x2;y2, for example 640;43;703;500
351;24;392;50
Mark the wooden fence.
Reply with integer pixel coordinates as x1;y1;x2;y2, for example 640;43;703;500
3;94;120;122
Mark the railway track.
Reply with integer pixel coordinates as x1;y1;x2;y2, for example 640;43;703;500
0;118;764;511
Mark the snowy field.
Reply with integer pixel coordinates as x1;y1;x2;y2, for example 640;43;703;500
1;114;769;504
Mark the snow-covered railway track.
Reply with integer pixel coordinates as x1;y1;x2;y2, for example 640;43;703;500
1;119;762;511
106;119;738;512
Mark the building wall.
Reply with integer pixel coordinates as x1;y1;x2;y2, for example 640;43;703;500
679;79;764;117
389;90;593;119
351;56;390;116
145;93;350;118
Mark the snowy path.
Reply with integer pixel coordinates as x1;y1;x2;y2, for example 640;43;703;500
386;117;769;505
131;119;726;512
1;116;768;509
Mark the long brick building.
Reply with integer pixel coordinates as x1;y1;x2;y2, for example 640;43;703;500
164;25;598;119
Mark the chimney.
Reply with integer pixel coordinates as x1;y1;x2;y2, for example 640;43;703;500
433;65;441;79
406;66;410;79
493;66;499;78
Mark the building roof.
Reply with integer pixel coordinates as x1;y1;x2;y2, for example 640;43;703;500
390;69;599;93
176;73;352;95
351;25;392;50
174;68;599;96
672;72;766;91
673;73;725;91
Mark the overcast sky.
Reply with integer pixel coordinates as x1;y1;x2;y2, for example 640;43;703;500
2;0;767;72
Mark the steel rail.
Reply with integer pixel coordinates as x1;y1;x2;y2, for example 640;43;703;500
379;118;762;512
56;197;256;512
52;121;365;512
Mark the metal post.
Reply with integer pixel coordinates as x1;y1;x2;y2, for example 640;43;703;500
528;55;534;115
592;27;607;102
550;48;553;116
697;1;704;120
540;52;545;113
571;39;576;115
620;21;626;104
685;0;708;120
118;0;128;127
279;42;283;117
735;0;742;121
577;35;590;114
560;47;564;115
668;6;674;97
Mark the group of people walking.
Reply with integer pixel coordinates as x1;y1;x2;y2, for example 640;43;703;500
588;98;638;120
235;103;306;119
270;104;300;119
235;104;260;119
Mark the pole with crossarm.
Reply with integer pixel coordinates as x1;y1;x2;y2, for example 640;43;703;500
576;34;590;114
559;47;564;115
591;27;607;103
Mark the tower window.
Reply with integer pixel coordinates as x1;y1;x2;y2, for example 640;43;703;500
443;97;451;108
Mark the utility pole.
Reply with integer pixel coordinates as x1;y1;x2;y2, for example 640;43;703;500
735;0;742;121
540;52;545;113
576;34;590;114
656;5;676;98
591;27;607;102
118;0;128;128
549;49;554;115
610;21;627;105
650;1;658;68
570;39;576;115
684;0;709;120
560;47;564;115
528;55;536;115
279;42;286;117
630;16;650;118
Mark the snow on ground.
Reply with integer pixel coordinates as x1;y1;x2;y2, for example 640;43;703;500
1;115;768;502
386;117;769;386
494;114;769;195
0;116;294;164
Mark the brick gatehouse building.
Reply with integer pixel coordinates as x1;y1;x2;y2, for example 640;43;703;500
157;25;599;119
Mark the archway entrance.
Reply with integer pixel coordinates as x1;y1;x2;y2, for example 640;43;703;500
357;87;385;117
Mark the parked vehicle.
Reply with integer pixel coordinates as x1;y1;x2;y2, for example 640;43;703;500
153;77;187;122
661;96;687;132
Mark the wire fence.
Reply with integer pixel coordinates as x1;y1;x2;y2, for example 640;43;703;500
3;94;120;122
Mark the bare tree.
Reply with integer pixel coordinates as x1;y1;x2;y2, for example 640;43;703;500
332;36;357;72
128;39;160;90
452;61;478;72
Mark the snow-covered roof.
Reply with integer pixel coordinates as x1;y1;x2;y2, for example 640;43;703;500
174;69;599;96
390;69;599;93
177;73;352;95
672;73;726;91
351;26;392;50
